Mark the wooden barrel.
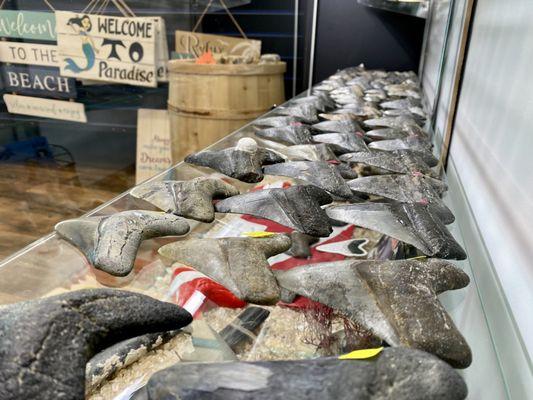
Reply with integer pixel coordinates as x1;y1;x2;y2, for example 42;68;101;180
168;60;286;162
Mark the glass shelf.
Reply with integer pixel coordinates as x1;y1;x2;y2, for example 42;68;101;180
357;0;428;19
0;89;517;398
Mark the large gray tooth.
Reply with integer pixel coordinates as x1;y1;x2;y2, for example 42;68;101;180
381;98;421;110
347;174;454;224
312;119;363;133
130;178;239;223
185;138;284;183
274;104;319;123
158;235;291;305
291;95;333;111
134;348;467;400
283;143;338;162
215;185;333;237
255;125;314;145
55;211;190;276
340;149;438;178
365;128;413;140
383;107;426;119
275;259;471;368
263;161;353;199
313;132;368;155
326;203;466;259
369;137;438;167
219;306;270;352
364;115;423;129
254;115;302;127
287;232;319;258
0;289;192;400
86;330;180;391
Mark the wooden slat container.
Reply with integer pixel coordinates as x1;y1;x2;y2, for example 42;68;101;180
168;60;286;162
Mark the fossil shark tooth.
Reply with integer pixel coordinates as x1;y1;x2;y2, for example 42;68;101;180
364;115;423;129
254;115;303;127
214;185;333;237
313;132;369;154
219;306;270;352
283;143;339;162
274;103;319;123
185;138;284;183
347;174;454;224
312;119;363;134
290;94;334;111
0;289;192;400
368;135;432;153
87;330;180;391
340;149;438;178
381;98;422;110
263;161;353;199
133;348;468;400
255;125;315;145
275;258;471;368
326;203;466;259
55;211;191;276
129;177;239;223
366;128;417;140
383;107;426;119
158;235;291;305
287;232;320;258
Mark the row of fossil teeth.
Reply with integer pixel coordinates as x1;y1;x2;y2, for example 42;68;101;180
8;65;468;399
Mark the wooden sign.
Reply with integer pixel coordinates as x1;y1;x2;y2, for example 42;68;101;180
4;94;87;123
0;41;58;66
0;10;56;41
175;31;261;60
1;65;76;99
136;109;172;184
155;17;168;82
56;11;157;87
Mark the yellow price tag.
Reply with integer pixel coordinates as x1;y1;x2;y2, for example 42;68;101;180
242;231;276;238
338;347;383;360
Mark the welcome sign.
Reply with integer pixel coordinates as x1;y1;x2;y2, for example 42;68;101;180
1;65;76;99
56;11;157;87
0;10;55;41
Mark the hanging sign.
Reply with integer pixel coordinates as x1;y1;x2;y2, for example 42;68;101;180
175;31;261;60
3;94;87;123
1;65;77;99
155;17;168;82
0;10;56;41
0;41;58;66
56;11;157;87
135;109;172;184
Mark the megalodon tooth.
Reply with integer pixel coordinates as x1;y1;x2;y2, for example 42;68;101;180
87;330;180;391
133;348;467;399
313;132;369;154
275;258;471;368
383;107;426;119
287;232;319;258
368;135;432;153
290;94;334;111
0;289;192;400
255;125;314;145
263;161;353;199
366;128;421;140
282;143;338;162
158;235;291;305
340;149;438;178
364;115;423;130
274;103;319;123
55;210;190;276
347;174;454;224
326;203;467;259
254;115;302;128
185;138;284;183
312;119;363;134
129;177;239;223
214;185;333;237
381;98;422;110
315;238;368;257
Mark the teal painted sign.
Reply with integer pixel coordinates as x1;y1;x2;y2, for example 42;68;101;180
0;10;56;41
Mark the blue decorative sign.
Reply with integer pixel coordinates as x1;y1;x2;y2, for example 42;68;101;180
1;65;77;99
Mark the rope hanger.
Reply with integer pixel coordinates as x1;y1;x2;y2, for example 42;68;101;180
82;0;136;17
192;0;248;40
